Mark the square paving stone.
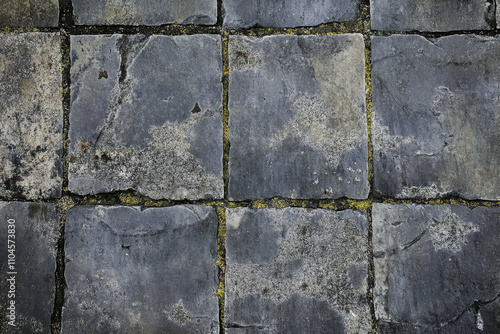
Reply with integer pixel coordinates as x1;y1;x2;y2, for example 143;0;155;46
372;35;500;201
63;205;219;333
0;33;63;200
228;34;368;201
69;34;223;200
0;0;59;27
370;0;494;32
225;208;371;333
72;0;217;25
223;0;359;28
0;202;59;333
373;204;500;333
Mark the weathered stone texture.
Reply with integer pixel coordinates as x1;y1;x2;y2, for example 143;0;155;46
373;204;500;333
0;33;63;200
0;202;59;333
72;0;217;25
225;208;371;333
0;0;59;27
223;0;359;28
63;205;219;333
69;34;223;200
370;0;494;32
228;34;368;200
372;35;500;200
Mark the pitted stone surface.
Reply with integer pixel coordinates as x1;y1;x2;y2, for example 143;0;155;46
225;208;371;333
372;35;500;201
373;204;500;333
0;33;63;200
370;0;494;32
69;34;223;200
223;0;359;28
0;0;59;27
73;0;217;25
0;202;59;333
63;205;219;333
228;34;368;200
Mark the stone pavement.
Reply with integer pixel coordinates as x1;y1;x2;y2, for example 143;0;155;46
0;1;499;333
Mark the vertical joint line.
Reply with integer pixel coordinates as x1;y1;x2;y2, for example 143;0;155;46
60;32;71;194
222;33;230;200
216;204;227;334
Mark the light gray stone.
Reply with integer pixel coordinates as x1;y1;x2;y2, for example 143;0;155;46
372;35;500;201
0;33;63;200
373;204;500;333
370;0;494;32
497;0;500;28
0;202;59;333
225;208;371;333
0;0;59;27
73;0;217;25
223;0;359;28
69;34;223;200
63;205;219;333
228;34;368;200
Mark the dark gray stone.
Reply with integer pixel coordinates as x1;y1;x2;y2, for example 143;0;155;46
0;33;63;200
225;208;371;333
0;202;59;333
373;204;500;333
0;0;59;27
223;0;359;28
228;35;368;201
372;35;500;201
63;205;219;333
69;34;223;200
370;0;494;32
73;0;217;25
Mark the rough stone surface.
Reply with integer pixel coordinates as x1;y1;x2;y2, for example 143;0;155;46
225;208;371;333
72;0;217;25
0;202;59;333
63;205;219;333
498;0;500;28
228;34;368;201
373;204;500;333
0;0;59;27
69;34;223;200
372;35;500;201
370;0;494;32
0;33;63;200
223;0;359;28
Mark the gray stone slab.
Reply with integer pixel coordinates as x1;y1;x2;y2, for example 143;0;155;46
0;202;59;333
73;0;217;25
372;35;500;201
373;204;500;333
225;208;371;333
370;0;494;32
69;34;223;200
0;33;63;200
63;205;219;333
223;0;359;28
0;0;59;27
498;0;500;28
228;34;368;201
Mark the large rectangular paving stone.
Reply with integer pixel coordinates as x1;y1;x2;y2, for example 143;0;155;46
228;35;368;200
225;208;371;333
0;202;59;333
372;35;500;200
69;34;223;200
223;0;359;28
0;33;63;200
73;0;217;25
370;0;494;32
0;0;59;27
373;204;500;333
63;205;219;333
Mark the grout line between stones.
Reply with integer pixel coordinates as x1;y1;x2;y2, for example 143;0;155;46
215;204;227;334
